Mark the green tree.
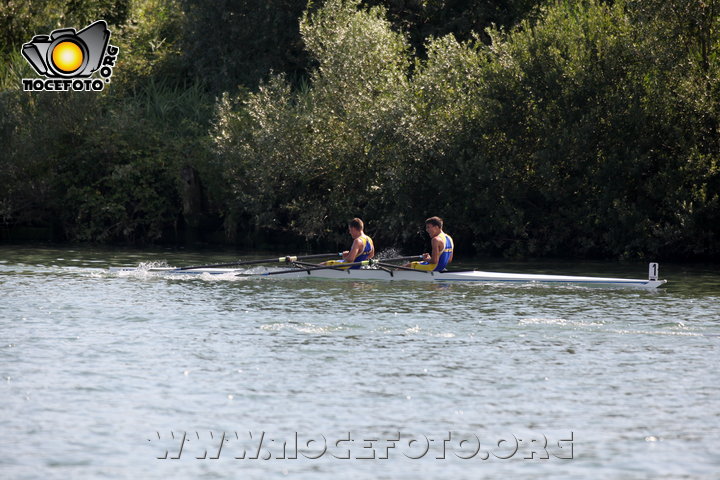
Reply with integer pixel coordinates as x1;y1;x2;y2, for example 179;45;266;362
0;0;213;243
215;0;411;242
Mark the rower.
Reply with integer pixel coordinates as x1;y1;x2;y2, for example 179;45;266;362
323;218;375;269
407;216;454;271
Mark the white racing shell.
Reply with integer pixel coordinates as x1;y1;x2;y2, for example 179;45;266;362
110;264;667;289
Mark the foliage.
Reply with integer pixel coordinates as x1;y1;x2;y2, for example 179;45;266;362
364;0;547;54
214;0;412;243
1;0;718;258
177;0;311;93
213;0;719;258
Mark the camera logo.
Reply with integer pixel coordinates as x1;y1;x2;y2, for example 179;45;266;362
22;20;119;92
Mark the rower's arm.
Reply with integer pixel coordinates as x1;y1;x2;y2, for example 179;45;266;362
430;237;443;265
343;238;363;263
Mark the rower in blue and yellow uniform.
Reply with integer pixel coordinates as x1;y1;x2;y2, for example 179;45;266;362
407;216;454;271
323;218;375;269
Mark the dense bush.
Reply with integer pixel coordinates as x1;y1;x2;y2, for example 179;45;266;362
1;0;718;258
213;0;411;244
213;0;719;258
0;0;211;242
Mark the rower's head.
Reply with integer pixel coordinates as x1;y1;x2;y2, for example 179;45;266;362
424;216;443;237
348;217;364;237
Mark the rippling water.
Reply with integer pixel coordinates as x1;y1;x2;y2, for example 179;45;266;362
1;246;719;479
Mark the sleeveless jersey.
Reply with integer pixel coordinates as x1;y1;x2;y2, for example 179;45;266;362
350;234;374;269
434;232;453;271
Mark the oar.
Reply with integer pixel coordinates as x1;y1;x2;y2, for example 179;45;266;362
175;252;342;271
251;259;374;276
240;255;424;277
368;255;431;273
375;255;423;264
291;256;423;270
373;261;430;273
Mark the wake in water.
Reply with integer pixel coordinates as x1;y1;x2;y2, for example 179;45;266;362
375;248;405;260
136;260;170;271
109;260;270;282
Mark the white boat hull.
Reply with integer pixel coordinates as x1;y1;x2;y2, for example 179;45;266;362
110;266;667;288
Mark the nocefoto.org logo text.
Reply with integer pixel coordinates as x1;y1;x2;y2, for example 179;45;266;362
21;20;119;92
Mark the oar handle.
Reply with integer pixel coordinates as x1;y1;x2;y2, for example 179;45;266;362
276;252;343;262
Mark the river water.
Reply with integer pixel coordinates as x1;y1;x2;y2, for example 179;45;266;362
1;245;718;479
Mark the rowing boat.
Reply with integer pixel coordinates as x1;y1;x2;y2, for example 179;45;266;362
110;262;667;289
